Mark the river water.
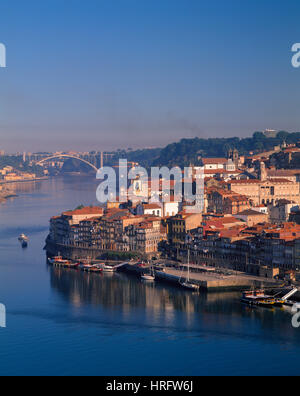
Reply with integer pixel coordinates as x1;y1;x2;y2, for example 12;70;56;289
0;176;299;376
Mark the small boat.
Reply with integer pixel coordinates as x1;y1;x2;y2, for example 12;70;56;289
141;274;155;281
141;265;155;281
89;266;103;273
21;240;28;249
80;264;94;272
18;234;29;242
241;287;298;308
102;265;116;273
179;280;200;291
64;262;80;269
48;255;71;267
241;290;282;307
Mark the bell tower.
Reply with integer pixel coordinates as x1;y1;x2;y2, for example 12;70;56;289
259;162;267;181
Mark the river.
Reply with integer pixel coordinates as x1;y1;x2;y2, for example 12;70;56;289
0;176;299;376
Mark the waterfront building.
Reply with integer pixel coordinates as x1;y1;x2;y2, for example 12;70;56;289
126;218;163;255
189;222;300;272
166;212;203;251
49;206;104;246
49;206;165;257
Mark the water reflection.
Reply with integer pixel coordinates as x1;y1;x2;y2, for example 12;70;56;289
49;267;205;314
49;265;300;344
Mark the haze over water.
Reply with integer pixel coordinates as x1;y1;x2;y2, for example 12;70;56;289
0;176;299;376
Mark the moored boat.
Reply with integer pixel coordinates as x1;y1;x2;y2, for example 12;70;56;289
80;264;94;272
99;264;116;273
241;290;284;308
48;255;72;267
141;265;155;281
179;250;199;291
89;265;103;273
102;265;116;273
141;274;155;281
18;234;29;242
179;280;200;291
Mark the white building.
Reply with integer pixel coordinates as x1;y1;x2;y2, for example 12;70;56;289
162;201;179;217
143;204;163;217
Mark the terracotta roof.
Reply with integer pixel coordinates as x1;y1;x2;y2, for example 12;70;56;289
143;204;162;210
229;179;261;184
229;179;293;184
268;178;293;183
204;169;242;175
267;170;300;177
63;207;104;216
202;158;227;165
236;209;267;216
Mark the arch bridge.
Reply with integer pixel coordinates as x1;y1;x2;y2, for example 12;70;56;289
36;155;98;172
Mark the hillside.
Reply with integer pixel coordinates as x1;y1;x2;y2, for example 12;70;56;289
151;131;300;168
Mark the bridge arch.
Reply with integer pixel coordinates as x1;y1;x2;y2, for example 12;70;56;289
36;155;98;172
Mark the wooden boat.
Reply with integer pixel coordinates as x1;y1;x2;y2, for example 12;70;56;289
89;265;103;273
102;265;116;273
241;290;283;307
48;255;72;267
80;264;94;272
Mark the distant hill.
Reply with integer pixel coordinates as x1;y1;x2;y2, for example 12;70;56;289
150;131;300;168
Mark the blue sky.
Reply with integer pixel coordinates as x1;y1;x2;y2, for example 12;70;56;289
0;0;300;152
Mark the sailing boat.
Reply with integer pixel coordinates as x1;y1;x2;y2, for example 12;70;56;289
179;250;199;291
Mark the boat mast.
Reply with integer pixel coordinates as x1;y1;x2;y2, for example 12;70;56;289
187;249;190;283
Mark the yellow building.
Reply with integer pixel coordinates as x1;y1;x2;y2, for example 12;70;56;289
228;179;300;206
167;213;202;250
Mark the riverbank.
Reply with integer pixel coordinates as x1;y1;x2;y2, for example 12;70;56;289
120;262;281;292
45;237;149;261
45;242;281;292
0;176;48;185
0;189;17;202
0;177;49;202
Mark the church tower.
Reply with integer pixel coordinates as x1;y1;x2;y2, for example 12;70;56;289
259;162;267;181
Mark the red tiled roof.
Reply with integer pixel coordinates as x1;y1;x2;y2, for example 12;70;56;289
236;209;267;216
143;204;162;210
63;207;104;216
204;169;242;175
229;179;293;184
202;158;227;165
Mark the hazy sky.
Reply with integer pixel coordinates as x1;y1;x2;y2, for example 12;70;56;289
0;0;300;152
